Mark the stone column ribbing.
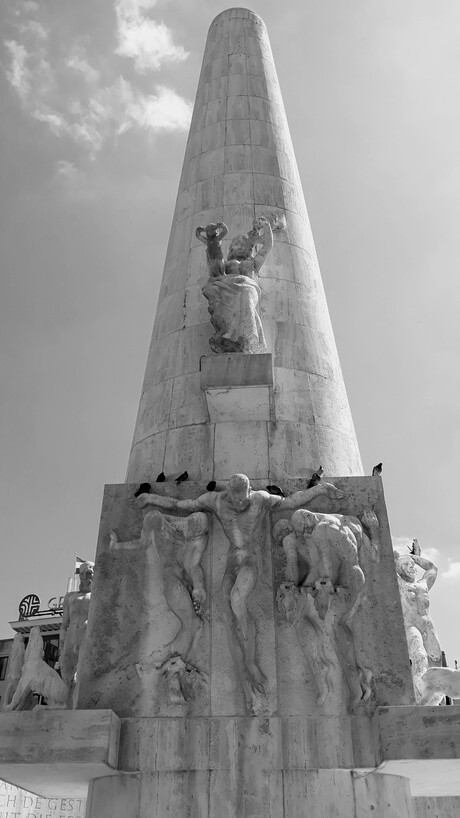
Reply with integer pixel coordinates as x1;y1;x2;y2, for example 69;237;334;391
126;7;363;484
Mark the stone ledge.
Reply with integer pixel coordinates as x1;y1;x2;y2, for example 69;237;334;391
376;706;460;796
200;353;273;388
0;709;120;798
378;705;460;760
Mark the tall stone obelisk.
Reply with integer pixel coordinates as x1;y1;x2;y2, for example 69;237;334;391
1;11;460;818
127;7;362;486
76;9;418;816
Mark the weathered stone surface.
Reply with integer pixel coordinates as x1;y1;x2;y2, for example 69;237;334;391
77;476;412;718
413;796;460;817
0;710;119;796
87;765;415;818
126;6;363;484
379;705;460;760
0;781;86;818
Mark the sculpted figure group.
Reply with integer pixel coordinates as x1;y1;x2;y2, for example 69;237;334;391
200;215;284;355
132;473;354;713
275;508;379;710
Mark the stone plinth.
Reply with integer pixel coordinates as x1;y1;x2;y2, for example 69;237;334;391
375;706;460;798
201;353;274;426
86;767;415;818
0;710;120;797
76;476;413;717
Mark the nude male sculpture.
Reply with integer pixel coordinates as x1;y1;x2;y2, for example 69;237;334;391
395;540;441;700
133;474;345;712
59;561;94;708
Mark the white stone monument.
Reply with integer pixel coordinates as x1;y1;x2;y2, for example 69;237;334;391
1;8;460;818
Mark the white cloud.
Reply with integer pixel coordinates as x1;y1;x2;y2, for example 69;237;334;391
128;85;192;132
3;5;192;157
391;536;440;564
115;0;189;73
441;562;460;581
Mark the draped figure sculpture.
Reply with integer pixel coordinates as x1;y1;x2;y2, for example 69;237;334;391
201;216;276;354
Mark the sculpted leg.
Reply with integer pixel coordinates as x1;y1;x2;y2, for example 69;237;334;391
222;562;266;712
162;569;202;662
337;565;371;706
229;563;265;689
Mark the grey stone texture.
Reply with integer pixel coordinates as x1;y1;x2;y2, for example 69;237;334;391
126;7;363;485
0;710;119;796
76;476;412;718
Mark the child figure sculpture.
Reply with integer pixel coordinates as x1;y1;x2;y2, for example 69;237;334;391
195;222;228;277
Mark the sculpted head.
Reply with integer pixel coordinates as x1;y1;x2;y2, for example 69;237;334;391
26;627;44;661
273;518;293;546
79;561;94;592
291;509;318;536
227;474;251;512
227;235;251;261
205;223;219;238
395;554;417;582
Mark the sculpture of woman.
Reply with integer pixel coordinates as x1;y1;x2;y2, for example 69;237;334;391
201;217;274;354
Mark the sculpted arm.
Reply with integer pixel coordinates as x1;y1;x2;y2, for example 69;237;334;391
253;219;273;273
188;538;208;609
412;555;438;590
283;536;300;585
277;481;345;510
132;493;208;514
216;222;228;239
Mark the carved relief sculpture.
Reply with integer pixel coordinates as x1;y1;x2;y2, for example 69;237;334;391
110;510;209;705
133;474;345;714
4;627;68;711
276;510;379;711
59;561;94;708
394;539;442;702
201;216;280;354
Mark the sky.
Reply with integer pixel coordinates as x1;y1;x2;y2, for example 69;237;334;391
0;0;459;664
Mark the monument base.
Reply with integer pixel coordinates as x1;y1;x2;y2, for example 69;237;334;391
0;710;120;797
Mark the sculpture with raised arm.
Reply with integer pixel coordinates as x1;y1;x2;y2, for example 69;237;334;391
59;561;94;708
133;474;345;713
201;216;277;354
394;538;442;702
195;221;228;277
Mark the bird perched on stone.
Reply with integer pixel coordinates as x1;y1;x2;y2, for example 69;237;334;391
307;467;323;489
372;463;383;477
156;472;166;482
266;485;285;497
207;480;216;491
176;471;188;485
134;482;151;497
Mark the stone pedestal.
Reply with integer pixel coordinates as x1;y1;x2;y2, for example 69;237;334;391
0;710;119;796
